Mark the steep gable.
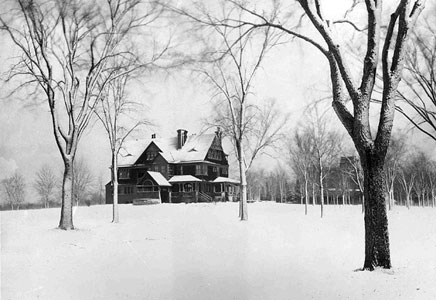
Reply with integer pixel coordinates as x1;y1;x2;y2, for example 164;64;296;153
118;131;228;166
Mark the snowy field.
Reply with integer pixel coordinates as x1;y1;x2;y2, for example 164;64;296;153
1;202;435;300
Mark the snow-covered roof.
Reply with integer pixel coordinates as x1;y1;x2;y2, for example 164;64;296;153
168;175;202;183
147;171;171;186
118;139;152;166
213;177;240;184
118;132;226;166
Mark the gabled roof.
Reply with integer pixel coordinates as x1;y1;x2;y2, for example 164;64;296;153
147;171;171;186
213;177;240;184
168;175;202;183
118;132;226;166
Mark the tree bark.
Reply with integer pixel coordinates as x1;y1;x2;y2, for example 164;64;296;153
59;158;74;230
238;143;248;221
112;153;119;223
304;176;308;215
319;160;324;218
362;154;391;270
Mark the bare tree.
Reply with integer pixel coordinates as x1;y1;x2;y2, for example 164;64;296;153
1;0;153;229
341;154;365;212
288;127;314;215
398;156;416;209
274;166;289;203
174;4;284;220
397;11;436;141
428;161;436;207
96;73;151;223
306;108;342;218
34;165;57;208
384;135;406;210
199;0;425;270
2;172;25;210
72;158;94;207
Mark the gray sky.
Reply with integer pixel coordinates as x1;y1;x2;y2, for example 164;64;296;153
1;0;435;199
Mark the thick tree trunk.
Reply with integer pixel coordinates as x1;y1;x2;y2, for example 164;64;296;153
362;155;391;270
59;158;74;230
112;153;119;223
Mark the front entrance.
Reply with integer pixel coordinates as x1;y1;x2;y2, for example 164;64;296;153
161;187;170;203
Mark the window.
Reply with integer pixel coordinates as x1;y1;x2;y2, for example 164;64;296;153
184;183;193;192
196;164;207;175
137;180;154;193
146;151;157;161
119;168;130;179
161;165;166;174
118;185;133;194
222;167;228;175
213;167;217;173
196;164;208;175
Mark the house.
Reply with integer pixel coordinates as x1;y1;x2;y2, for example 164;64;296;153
105;128;239;204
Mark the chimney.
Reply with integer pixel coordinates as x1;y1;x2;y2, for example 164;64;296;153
151;133;156;139
215;127;222;139
183;131;188;145
177;129;188;149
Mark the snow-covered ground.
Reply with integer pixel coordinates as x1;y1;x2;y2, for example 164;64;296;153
1;202;435;300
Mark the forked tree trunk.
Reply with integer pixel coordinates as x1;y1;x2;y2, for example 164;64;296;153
59;158;74;230
362;154;391;270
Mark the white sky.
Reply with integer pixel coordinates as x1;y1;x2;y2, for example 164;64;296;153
0;0;435;197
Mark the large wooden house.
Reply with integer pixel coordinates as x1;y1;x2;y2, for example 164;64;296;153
105;128;239;204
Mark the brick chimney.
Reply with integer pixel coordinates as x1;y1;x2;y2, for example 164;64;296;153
177;129;188;149
215;127;222;140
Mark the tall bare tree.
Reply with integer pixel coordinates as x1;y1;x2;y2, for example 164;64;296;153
1;0;153;229
2;172;25;210
306;108;342;218
172;4;284;220
96;73;151;223
288;127;315;215
191;0;425;270
34;164;57;208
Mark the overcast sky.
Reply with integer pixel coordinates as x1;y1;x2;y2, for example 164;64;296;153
1;0;435;198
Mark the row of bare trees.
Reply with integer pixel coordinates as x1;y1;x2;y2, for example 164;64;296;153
0;158;101;210
248;131;435;212
2;0;433;271
246;167;291;203
1;0;167;228
168;0;427;269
